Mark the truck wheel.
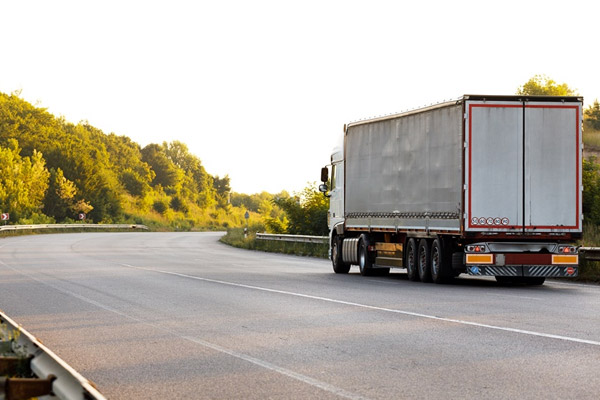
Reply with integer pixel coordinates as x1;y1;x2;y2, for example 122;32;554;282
405;238;419;281
452;252;465;274
430;238;448;284
418;239;432;283
332;236;350;274
358;235;374;276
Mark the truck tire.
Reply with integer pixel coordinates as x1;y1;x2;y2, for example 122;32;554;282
405;238;419;281
418;239;432;283
452;252;465;274
358;235;375;276
430;238;448;284
332;236;350;274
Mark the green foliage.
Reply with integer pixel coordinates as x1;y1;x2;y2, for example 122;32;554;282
152;198;169;214
583;157;600;226
0;91;270;229
220;228;328;258
516;74;577;96
584;99;600;131
0;139;50;220
43;168;78;220
0;91;326;233
170;195;189;213
231;192;261;212
273;183;329;236
141;143;183;189
213;175;231;210
120;169;150;197
17;212;56;225
264;216;288;234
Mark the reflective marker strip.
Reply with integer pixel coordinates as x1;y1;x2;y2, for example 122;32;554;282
552;255;578;265
465;254;494;264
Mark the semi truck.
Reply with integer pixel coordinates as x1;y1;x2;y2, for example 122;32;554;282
319;95;582;285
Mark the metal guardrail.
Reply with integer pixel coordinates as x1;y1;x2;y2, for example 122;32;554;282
578;247;600;261
0;311;106;400
0;224;148;232
255;233;328;244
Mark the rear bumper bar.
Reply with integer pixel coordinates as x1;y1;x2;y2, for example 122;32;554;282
466;265;578;277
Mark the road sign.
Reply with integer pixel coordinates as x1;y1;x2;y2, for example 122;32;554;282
78;213;86;220
1;213;9;221
244;211;250;220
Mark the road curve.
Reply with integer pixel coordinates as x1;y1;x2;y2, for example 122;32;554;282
1;232;599;399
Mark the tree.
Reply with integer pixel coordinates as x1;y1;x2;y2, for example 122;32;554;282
141;143;183;190
517;74;577;96
273;184;329;236
43;168;78;220
120;169;151;197
0;91;243;226
0;139;50;221
583;158;600;226
163;141;215;207
584;99;600;131
213;175;231;210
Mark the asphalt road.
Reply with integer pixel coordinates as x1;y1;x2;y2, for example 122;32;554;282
0;232;599;399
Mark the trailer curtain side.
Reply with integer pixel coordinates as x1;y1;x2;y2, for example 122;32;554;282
344;102;463;232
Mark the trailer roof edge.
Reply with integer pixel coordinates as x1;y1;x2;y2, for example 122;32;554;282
346;99;461;130
463;94;583;102
345;94;583;131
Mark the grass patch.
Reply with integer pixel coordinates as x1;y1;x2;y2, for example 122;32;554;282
220;228;328;258
577;224;600;282
584;126;600;152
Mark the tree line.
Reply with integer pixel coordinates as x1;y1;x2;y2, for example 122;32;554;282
0;91;297;230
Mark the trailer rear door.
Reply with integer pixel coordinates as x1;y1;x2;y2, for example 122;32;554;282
465;99;582;234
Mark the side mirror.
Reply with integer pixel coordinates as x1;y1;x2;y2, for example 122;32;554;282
320;167;329;183
318;183;330;197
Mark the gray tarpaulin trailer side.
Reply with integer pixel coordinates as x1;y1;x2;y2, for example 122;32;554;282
320;95;582;285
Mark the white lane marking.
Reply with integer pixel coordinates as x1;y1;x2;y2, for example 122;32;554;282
182;336;369;400
0;261;370;400
121;263;600;347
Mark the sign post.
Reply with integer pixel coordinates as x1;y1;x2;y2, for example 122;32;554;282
244;211;249;238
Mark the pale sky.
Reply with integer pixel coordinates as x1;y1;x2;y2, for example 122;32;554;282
1;0;599;194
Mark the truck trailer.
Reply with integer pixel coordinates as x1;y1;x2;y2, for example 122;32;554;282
319;95;582;285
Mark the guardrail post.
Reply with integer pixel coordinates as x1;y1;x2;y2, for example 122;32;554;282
1;375;55;400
